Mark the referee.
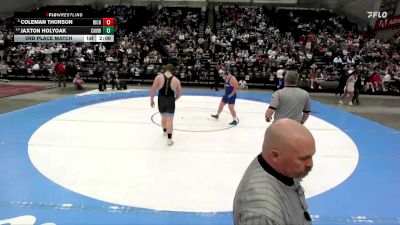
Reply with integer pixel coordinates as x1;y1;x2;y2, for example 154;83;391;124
233;118;315;225
265;70;311;124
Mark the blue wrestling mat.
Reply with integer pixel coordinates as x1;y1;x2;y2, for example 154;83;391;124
0;90;399;225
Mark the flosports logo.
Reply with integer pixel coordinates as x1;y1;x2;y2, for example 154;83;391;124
367;11;388;19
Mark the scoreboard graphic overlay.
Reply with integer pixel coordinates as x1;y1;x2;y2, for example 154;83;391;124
14;12;114;43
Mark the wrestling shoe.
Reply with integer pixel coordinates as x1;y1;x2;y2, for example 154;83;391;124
211;114;219;119
229;120;238;125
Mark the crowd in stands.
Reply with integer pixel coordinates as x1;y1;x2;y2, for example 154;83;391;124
213;6;400;93
0;4;398;94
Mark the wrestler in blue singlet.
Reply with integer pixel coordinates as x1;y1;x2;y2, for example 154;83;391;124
222;75;237;104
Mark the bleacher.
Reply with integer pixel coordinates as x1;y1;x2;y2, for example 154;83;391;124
0;4;399;94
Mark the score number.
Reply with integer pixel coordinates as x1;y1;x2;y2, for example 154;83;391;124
102;26;114;34
102;18;114;35
102;18;114;26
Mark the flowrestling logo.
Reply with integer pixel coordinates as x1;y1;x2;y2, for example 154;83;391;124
367;11;388;19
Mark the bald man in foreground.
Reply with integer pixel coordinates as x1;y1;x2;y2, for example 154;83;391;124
233;118;316;225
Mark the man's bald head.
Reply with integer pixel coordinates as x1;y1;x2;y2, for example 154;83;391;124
262;118;316;178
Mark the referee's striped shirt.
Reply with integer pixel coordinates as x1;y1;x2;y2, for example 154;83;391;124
233;155;312;225
269;86;311;123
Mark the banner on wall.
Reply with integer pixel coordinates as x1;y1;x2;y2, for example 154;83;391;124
375;15;400;31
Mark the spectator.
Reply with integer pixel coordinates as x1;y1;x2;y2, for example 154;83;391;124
72;74;85;90
335;71;348;96
383;71;393;91
99;72;110;91
212;67;221;91
352;72;362;105
0;60;8;80
276;65;285;90
366;72;385;92
65;61;77;80
339;69;357;106
110;70;119;90
309;67;318;89
54;60;66;88
32;61;40;78
239;78;248;90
